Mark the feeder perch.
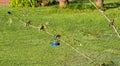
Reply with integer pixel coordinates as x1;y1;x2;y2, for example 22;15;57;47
51;34;61;46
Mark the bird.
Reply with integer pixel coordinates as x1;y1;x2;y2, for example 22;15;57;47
40;24;45;31
25;20;32;27
100;9;105;13
7;11;12;14
55;34;61;39
110;19;114;26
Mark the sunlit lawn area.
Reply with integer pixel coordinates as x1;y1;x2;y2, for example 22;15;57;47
0;0;120;66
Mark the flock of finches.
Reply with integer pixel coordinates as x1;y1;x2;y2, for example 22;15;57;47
7;2;114;30
7;11;61;44
7;11;49;31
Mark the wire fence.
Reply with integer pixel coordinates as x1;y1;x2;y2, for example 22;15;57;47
89;0;120;38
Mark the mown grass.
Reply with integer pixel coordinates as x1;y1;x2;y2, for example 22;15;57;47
0;1;120;66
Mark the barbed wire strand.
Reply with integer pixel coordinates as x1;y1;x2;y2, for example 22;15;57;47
89;0;120;38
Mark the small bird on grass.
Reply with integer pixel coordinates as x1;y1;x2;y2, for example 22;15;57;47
25;20;32;27
109;19;114;26
100;9;105;13
7;11;12;14
40;24;45;31
55;34;61;39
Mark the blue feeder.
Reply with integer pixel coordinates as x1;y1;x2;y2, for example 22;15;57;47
51;34;61;47
51;42;60;46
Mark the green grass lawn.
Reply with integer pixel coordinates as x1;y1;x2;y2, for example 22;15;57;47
0;1;120;66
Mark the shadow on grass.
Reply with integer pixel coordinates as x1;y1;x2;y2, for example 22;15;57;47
69;1;120;10
104;2;120;9
66;2;95;10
